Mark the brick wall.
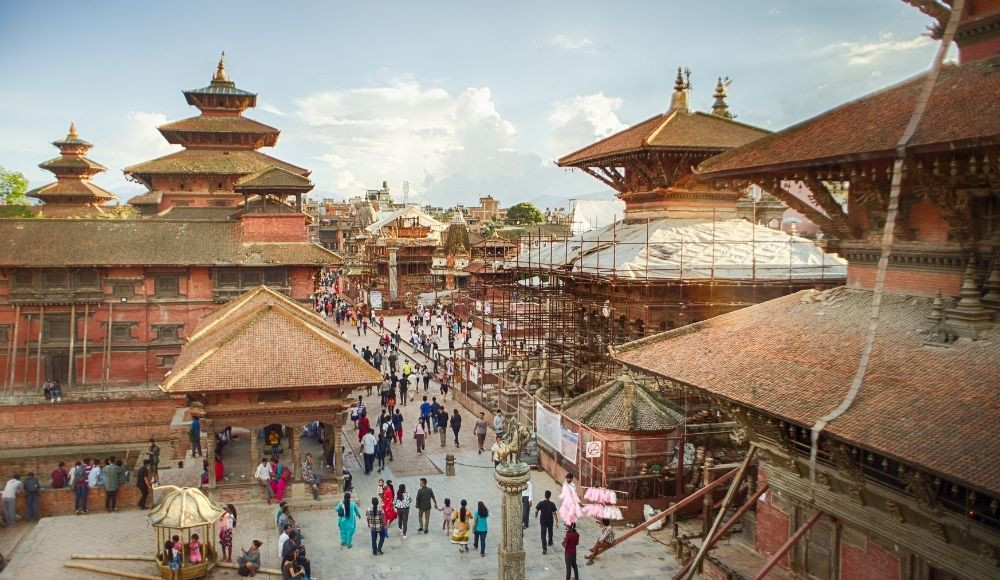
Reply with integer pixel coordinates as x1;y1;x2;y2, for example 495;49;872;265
841;534;900;580
755;496;790;568
240;214;307;242
847;264;963;296
11;483;146;519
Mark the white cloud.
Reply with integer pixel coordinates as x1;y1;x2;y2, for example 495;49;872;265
823;34;932;65
258;102;287;117
294;81;543;204
546;92;628;161
547;34;597;54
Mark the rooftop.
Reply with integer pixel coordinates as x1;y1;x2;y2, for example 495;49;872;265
123;148;309;179
561;373;684;432
0;219;339;267
558;110;769;166
613;287;1000;495
698;56;1000;177
235;166;313;191
162;286;383;394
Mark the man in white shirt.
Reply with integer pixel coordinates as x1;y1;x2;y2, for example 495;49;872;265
2;474;23;526
88;461;103;489
254;458;274;505
521;480;533;529
361;431;378;475
278;523;292;557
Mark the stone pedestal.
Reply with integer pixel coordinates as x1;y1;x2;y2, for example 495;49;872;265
495;461;530;580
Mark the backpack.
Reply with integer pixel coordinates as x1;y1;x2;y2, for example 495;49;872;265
24;478;40;494
73;466;87;487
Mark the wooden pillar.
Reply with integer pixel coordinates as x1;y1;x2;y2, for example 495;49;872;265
80;304;89;385
333;413;343;477
249;427;259;467
67;303;76;387
35;306;44;389
290;424;301;482
206;420;217;491
701;457;715;538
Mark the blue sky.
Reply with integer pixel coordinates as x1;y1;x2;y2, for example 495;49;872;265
0;0;943;207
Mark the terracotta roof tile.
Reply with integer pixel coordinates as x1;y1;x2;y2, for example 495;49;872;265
162;286;382;393
0;219;340;267
124;149;309;179
158;115;279;135
561;373;684;432
613;287;1000;495
26;180;117;201
699;57;1000;176
235;166;313;191
558;111;768;166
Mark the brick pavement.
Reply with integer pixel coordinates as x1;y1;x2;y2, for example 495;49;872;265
1;314;681;579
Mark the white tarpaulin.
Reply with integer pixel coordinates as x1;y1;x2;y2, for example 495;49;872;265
561;429;579;464
509;218;846;281
536;402;562;451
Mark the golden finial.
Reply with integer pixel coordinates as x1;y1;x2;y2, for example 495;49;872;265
673;67;685;92
213;51;228;83
712;77;734;119
68;121;78;139
669;67;691;113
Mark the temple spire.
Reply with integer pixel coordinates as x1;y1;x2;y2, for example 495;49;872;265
712;77;734;119
213;51;228;83
67;121;78;139
669;67;691;113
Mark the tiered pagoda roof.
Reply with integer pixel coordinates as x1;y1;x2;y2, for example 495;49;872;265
124;53;308;196
27;123;117;213
560;373;684;433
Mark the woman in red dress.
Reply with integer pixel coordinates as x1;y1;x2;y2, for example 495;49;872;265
357;411;371;443
382;480;398;527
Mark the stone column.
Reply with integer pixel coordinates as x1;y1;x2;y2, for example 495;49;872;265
290;424;301;481
494;461;530;580
333;412;344;476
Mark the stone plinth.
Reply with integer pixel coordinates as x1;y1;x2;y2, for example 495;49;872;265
494;461;530;580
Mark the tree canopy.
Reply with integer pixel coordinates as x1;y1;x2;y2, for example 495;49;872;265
504;202;544;225
0;166;29;206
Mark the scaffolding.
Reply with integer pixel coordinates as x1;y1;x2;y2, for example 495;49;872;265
454;220;846;408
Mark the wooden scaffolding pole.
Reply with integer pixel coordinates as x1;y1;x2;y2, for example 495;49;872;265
682;444;758;579
7;305;20;391
35;306;44;388
81;303;89;385
753;510;823;580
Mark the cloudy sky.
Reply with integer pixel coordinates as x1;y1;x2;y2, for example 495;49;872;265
0;1;943;207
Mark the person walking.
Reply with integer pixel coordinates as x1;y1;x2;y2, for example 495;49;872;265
336;492;362;548
491;435;504;468
564;522;580;579
450;409;463;447
450;498;472;553
437;407;449;447
22;472;40;522
219;504;236;562
493;410;506;439
103;459;123;512
361;429;378;475
474;412;488;454
393;484;412;538
472;501;489;557
415;478;437;534
413;420;426;455
2;474;22;525
375;433;388;473
189;418;202;458
136;459;152;510
367;497;386;556
536;489;559;554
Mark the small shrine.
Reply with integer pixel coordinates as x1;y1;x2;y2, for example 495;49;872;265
149;486;224;579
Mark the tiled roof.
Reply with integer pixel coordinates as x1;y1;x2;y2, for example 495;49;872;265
699;57;1000;176
127;191;163;206
123;149;309;179
0;219;341;267
558;111;769;166
158;115;279;135
184;84;256;97
152;206;238;220
162;286;382;393
39;156;107;172
561;373;684;432
613;287;1000;495
235;166;313;191
26;180;117;201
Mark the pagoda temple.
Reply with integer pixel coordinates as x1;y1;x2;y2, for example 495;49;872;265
124;53;308;214
26;123;117;216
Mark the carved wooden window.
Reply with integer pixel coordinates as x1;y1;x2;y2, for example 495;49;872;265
152;325;182;341
43;316;72;342
43;270;68;289
112;282;135;299
157;354;177;368
153;275;180;297
76;269;99;288
216;270;240;287
0;324;10;344
241;270;262;287
110;322;135;341
264;269;288;287
12;270;35;288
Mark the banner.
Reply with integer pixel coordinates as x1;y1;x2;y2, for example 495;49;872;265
468;364;480;385
561;429;579;464
535;401;561;451
369;291;383;310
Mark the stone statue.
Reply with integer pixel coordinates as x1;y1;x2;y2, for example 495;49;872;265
501;417;532;465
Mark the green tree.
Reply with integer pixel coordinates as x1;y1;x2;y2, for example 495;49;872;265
504;202;544;225
0;165;29;206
